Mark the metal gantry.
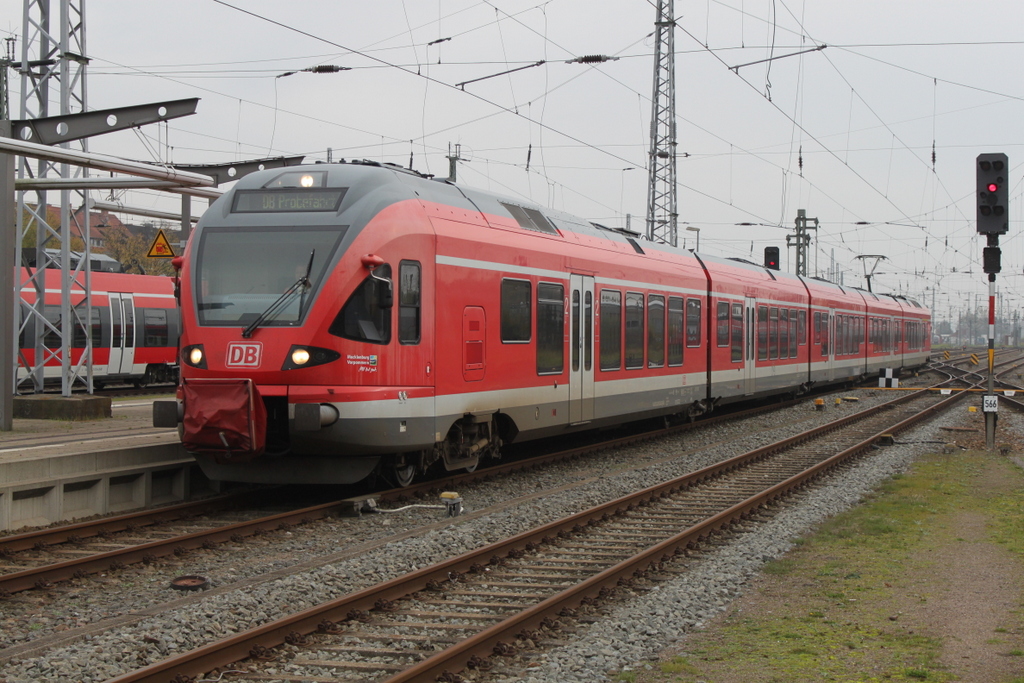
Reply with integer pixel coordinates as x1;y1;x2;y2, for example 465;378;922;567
645;0;677;247
787;209;818;277
17;0;92;396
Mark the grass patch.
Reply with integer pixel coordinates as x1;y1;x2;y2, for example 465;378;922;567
762;558;797;575
631;450;1024;683
659;657;699;675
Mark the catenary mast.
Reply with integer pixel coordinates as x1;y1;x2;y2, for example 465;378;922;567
645;0;677;247
17;0;93;396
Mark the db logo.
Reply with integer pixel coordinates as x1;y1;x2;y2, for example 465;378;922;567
225;342;263;368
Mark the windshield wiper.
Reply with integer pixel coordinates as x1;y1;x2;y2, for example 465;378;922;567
241;249;315;339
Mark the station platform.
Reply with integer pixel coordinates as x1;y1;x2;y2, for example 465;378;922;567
0;395;211;532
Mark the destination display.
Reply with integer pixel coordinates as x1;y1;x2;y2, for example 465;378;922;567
232;188;347;213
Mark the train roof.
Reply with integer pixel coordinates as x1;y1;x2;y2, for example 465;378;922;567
209;161;699;261
209;162;927;318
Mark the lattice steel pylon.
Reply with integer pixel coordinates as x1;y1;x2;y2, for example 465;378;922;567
645;0;677;247
17;0;93;396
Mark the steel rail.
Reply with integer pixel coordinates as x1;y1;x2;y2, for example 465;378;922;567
0;494;352;594
105;382;966;683
0;394;807;596
387;388;968;683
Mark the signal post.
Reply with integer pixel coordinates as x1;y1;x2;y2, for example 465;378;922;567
976;153;1008;450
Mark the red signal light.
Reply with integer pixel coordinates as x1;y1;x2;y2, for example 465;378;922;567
988;183;999;193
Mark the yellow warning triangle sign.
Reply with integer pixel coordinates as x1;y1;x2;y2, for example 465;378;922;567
147;229;176;258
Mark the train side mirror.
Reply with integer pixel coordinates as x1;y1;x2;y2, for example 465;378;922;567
362;254;393;309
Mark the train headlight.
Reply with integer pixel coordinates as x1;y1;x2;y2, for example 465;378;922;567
300;174;315;188
281;345;341;371
182;345;207;369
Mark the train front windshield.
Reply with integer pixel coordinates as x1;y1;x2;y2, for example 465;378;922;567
195;226;345;327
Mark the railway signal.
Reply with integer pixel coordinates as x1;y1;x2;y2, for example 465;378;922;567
975;152;1008;450
977;153;1008;235
764;246;780;270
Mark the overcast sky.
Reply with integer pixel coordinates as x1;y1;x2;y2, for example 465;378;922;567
4;0;1024;326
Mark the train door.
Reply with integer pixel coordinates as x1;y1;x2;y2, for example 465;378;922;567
569;274;595;424
825;308;836;381
108;293;136;375
744;296;756;394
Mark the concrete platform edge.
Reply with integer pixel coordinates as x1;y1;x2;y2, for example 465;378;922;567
0;443;213;532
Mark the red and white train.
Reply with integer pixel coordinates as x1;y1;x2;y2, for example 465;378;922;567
154;161;930;485
18;268;179;388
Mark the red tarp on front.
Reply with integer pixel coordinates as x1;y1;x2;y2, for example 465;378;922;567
182;378;266;462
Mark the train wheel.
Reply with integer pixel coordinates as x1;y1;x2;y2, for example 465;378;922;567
393;463;416;487
463;461;478;474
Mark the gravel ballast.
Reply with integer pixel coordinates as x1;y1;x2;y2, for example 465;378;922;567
0;386;966;682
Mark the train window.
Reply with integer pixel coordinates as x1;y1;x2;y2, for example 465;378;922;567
716;302;729;347
399;261;421;345
758;306;768;361
668;297;684;366
43;307;61;349
686;299;701;347
813;311;821;345
821;314;830;357
143;309;169;347
501;279;531;343
648;295;665;368
768;307;779;360
789;309;798;357
600;290;622;371
731;303;743;362
196;225;344;327
69;307;102;349
584;291;593;372
779;309;789;359
17;303;28;349
537;283;564;374
572;290;581;372
625;292;645;369
124;303;135;349
798;310;807;345
329;264;392;344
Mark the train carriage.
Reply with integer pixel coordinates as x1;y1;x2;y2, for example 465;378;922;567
896;295;931;371
699;256;812;405
17;269;179;388
155;160;930;486
859;289;906;378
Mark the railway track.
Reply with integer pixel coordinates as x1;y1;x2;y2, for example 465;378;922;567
0;391;835;597
106;378;968;683
0;357;996;602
